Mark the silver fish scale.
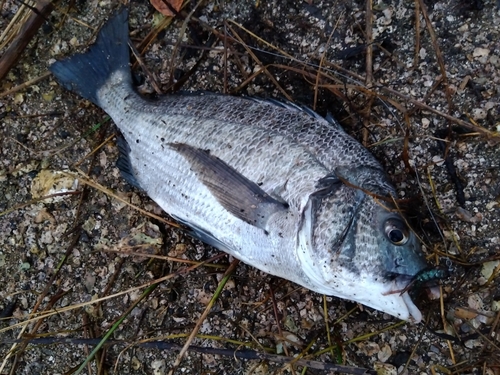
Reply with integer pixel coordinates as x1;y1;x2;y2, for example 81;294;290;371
312;185;359;251
50;8;430;320
150;94;385;175
103;79;330;213
99;72;395;280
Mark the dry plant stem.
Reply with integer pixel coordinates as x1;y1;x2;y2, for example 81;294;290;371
0;71;51;98
322;295;336;360
225;38;250;82
365;0;373;88
0;0;55;81
74;133;115;167
401;314;428;375
168;259;240;375
377;85;496;138
71;170;182;228
0;191;81;218
100;248;228;269
0;0;28;48
129;40;162;95
464;321;500;353
0;253;226;336
0;317;29;374
6;126;109;374
167;0;204;86
227;19;496;138
417;0;453;114
363;96;375;146
1;337;377;374
223;23;228;94
274;63;497;139
5;229;81;375
226;20;300;66
135;16;173;59
74;282;160;375
94;257;125;314
82;314;94;375
269;287;297;375
227;20;497;138
402;113;415;173
426;169;464;255
313;13;343;110
225;23;293;102
413;0;421;68
288;335;319;371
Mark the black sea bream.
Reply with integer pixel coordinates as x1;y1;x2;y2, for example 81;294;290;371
50;8;429;321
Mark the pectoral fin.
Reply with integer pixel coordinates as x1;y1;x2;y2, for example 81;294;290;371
169;143;288;231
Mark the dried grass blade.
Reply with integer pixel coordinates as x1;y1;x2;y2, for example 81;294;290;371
0;0;55;81
168;259;240;374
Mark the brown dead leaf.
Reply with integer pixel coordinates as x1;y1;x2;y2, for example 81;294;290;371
151;0;182;17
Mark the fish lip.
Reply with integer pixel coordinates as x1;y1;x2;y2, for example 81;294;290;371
393;275;422;322
401;291;422;322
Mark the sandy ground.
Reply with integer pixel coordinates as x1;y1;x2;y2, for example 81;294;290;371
0;0;499;374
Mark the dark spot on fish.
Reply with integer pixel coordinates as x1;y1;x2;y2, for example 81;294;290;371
258;182;263;186
161;120;167;125
264;230;269;235
136;139;140;143
161;137;165;142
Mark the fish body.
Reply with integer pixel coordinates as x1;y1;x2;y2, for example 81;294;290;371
50;8;429;321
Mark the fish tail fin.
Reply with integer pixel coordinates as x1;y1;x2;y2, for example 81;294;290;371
49;8;131;105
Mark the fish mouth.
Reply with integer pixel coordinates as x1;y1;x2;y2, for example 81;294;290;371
394;276;422;322
389;266;447;322
400;290;422;322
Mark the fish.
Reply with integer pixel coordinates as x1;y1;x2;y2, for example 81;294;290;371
49;8;430;322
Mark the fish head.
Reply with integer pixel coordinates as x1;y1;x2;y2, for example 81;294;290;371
298;171;429;322
338;167;429;321
375;209;428;280
338;200;428;321
372;206;429;321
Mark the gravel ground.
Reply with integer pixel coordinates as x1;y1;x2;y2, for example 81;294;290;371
0;0;499;374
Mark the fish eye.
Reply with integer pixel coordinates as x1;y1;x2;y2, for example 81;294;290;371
384;218;409;245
